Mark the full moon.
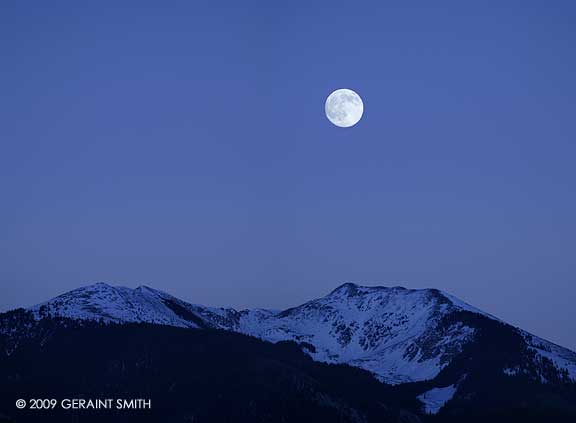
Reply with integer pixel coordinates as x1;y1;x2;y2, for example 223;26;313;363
325;88;364;128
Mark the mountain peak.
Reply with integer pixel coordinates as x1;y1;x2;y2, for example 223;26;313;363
329;282;423;298
330;282;360;295
90;282;113;288
30;283;201;329
135;285;160;293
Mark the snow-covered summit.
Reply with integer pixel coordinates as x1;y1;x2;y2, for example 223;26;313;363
31;282;194;327
30;282;238;330
237;283;481;384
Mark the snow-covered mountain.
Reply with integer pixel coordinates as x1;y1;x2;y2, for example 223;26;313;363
237;283;479;384
30;282;239;330
22;281;576;390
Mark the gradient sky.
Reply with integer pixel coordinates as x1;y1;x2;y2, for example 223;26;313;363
1;2;575;350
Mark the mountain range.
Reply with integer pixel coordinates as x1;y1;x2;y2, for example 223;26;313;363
1;282;576;422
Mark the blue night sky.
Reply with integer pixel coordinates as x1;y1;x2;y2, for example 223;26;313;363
1;2;575;349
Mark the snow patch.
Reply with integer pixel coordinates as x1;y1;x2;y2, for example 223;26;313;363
503;366;520;376
523;333;576;382
417;384;457;414
533;346;576;382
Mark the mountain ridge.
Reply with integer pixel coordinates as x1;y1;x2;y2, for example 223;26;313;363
17;281;576;388
2;281;576;419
